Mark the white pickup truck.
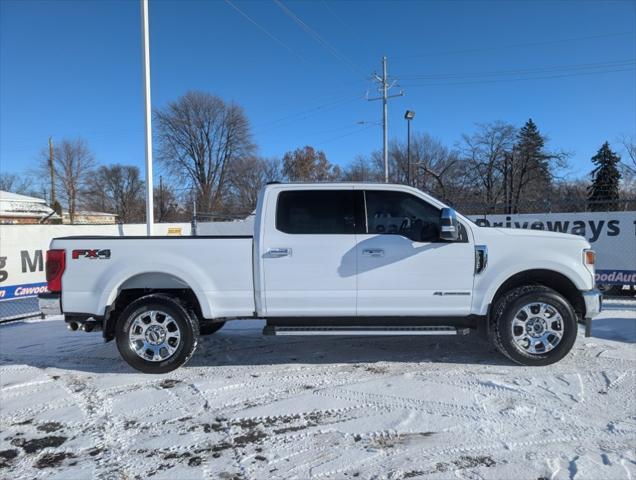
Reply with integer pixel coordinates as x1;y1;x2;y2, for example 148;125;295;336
42;183;601;373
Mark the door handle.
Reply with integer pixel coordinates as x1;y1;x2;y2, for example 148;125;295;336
362;248;385;257
266;248;292;258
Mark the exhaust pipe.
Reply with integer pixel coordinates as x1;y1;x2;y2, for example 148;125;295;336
68;321;79;331
83;322;94;333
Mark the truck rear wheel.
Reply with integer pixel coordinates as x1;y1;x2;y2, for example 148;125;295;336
490;285;577;366
115;293;200;374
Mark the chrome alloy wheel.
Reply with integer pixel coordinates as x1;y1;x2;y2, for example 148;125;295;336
511;302;563;354
129;310;181;362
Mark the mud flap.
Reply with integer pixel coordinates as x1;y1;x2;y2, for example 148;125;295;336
585;316;592;337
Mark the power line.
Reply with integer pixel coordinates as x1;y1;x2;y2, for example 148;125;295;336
252;94;363;135
393;31;635;60
314;123;375;147
402;66;635;88
397;59;636;80
273;0;366;78
224;0;311;66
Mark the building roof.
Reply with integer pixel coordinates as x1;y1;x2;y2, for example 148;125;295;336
0;190;47;204
62;210;118;217
0;190;58;219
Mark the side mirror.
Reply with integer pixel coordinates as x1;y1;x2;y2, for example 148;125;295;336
440;208;459;241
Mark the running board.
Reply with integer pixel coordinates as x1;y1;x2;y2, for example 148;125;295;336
263;325;470;336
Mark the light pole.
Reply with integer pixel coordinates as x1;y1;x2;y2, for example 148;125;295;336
141;0;154;235
404;110;415;186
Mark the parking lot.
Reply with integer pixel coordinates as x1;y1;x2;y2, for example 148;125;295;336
1;299;635;479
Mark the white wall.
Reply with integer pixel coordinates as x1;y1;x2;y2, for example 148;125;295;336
0;220;253;300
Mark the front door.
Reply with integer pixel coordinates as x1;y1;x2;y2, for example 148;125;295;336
262;188;362;316
356;189;475;316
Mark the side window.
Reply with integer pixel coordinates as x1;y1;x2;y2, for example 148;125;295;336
276;190;359;234
365;190;442;242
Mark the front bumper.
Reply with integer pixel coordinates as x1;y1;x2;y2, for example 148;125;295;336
582;288;602;337
38;292;61;317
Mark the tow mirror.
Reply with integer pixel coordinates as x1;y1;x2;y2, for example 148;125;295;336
440;208;459;241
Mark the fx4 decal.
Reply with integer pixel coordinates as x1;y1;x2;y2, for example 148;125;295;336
72;249;111;260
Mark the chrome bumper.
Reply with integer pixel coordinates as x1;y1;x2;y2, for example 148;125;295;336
38;292;61;317
582;289;602;337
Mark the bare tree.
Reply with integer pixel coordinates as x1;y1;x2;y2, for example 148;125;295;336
342;155;382;182
0;173;34;195
551;179;589;212
225;156;281;213
386;133;465;202
154;181;183;222
282;146;341;181
38;138;96;223
155;91;255;213
459;122;516;212
83;164;145;222
619;135;636;172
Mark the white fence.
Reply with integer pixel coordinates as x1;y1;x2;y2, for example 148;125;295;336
0;220;252;319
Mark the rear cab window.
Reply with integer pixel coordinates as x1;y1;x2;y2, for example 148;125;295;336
276;190;364;234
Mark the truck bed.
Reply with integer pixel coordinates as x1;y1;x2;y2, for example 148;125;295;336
52;235;255;320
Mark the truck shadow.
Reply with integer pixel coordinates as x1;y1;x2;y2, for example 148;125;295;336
0;319;513;374
189;330;508;369
588;316;636;343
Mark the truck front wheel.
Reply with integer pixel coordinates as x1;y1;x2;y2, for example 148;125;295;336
490;285;577;366
115;293;200;374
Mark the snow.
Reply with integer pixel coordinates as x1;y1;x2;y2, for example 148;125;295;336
0;190;55;219
0;191;48;204
1;300;635;479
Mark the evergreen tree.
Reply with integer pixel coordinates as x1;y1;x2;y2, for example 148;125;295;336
510;119;551;212
587;142;621;211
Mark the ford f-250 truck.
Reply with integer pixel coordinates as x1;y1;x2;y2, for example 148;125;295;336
41;183;602;373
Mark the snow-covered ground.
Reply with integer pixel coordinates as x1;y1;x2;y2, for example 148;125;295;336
1;300;635;480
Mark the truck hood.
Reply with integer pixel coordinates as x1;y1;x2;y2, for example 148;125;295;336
492;227;585;242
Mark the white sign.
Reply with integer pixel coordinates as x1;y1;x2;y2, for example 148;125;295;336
0;223;190;300
0;219;254;301
468;212;636;285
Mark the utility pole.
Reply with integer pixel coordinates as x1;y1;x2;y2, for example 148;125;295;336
191;190;198;236
141;0;154;235
368;56;403;183
158;175;163;222
48;137;56;206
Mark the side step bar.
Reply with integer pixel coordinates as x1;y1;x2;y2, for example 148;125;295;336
263;326;470;336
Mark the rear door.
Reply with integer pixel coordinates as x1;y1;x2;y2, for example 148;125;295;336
356;188;475;316
261;188;362;316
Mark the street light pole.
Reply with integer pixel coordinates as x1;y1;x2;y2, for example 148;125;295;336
382;56;388;183
141;0;154;236
404;110;415;186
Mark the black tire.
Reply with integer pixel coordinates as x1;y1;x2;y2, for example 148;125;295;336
490;285;577;366
115;293;200;374
199;321;225;335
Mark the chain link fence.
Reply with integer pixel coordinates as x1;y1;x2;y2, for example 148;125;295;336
449;197;636;216
0;297;43;323
1;198;634;322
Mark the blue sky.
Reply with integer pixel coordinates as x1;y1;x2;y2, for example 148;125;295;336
1;0;635;182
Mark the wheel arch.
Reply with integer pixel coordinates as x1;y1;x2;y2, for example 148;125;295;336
488;269;585;321
102;272;206;342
